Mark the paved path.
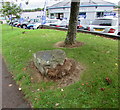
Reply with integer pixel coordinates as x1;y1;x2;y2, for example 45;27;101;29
0;54;31;108
0;54;2;109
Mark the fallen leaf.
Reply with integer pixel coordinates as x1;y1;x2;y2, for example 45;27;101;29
61;89;64;91
37;89;40;91
105;77;112;85
35;98;37;100
19;88;22;91
82;84;84;85
31;77;33;80
100;88;105;91
8;84;13;87
55;103;59;106
22;68;27;71
106;51;110;53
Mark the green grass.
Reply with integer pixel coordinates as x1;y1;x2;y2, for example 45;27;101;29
1;24;119;108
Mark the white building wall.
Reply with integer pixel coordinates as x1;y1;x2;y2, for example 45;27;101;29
96;6;114;12
86;11;96;20
49;6;115;25
80;7;95;12
49;6;114;19
64;12;70;20
21;11;43;19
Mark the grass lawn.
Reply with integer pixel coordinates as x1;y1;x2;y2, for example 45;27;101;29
1;24;119;108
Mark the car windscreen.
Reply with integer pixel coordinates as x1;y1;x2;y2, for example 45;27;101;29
29;19;40;23
92;19;112;26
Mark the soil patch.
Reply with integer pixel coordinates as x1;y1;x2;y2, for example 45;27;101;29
28;58;85;88
54;41;84;48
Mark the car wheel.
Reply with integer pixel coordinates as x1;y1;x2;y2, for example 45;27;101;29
37;27;39;29
29;26;34;30
65;25;68;28
22;25;27;29
18;25;21;28
37;26;41;29
118;32;120;35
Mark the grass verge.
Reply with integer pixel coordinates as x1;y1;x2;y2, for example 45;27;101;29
1;24;119;108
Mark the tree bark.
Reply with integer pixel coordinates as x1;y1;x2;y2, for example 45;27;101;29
65;0;80;45
10;15;13;30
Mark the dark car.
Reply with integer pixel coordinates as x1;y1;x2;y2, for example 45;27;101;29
8;19;18;26
13;21;20;27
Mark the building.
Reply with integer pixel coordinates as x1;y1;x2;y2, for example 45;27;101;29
48;0;117;25
113;1;120;18
21;11;43;19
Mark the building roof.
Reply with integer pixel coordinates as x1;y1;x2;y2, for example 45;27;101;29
48;0;116;9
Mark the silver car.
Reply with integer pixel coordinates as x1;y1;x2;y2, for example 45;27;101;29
88;18;119;35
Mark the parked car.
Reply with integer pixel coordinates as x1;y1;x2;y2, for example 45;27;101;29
20;21;29;29
13;21;20;27
9;18;24;27
64;20;85;29
8;19;18;26
88;17;119;35
16;22;21;27
27;22;41;29
28;19;59;29
50;19;68;27
20;19;40;29
44;19;59;26
0;17;6;24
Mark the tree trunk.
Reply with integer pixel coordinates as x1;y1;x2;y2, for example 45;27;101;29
10;15;13;30
65;0;80;45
